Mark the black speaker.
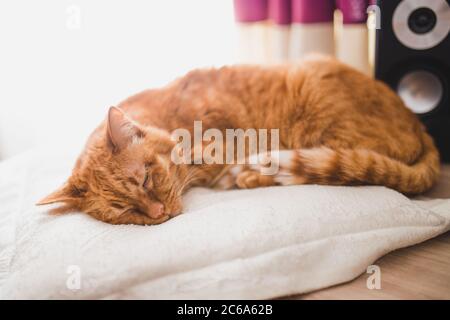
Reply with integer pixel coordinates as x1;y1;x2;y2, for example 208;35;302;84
375;0;450;161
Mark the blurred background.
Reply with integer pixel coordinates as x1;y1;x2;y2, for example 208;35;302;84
0;0;236;159
0;0;375;160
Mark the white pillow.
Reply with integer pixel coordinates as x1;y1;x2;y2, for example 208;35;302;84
0;149;449;299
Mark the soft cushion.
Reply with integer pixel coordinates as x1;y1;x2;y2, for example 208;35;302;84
0;149;449;299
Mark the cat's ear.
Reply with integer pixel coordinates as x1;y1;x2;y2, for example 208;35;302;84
36;182;84;206
106;106;144;153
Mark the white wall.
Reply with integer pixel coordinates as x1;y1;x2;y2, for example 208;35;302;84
0;0;236;159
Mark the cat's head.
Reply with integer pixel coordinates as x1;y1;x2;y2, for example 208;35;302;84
37;107;190;225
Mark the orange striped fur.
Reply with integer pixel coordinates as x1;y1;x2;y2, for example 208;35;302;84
37;56;440;225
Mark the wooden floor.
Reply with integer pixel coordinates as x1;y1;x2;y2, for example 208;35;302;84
289;231;450;300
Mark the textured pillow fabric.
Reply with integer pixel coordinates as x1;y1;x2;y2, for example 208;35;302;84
0;149;449;299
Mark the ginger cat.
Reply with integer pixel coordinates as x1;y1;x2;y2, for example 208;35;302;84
37;56;440;225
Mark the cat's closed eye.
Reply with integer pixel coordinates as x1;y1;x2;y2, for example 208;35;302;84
142;162;153;188
143;172;150;188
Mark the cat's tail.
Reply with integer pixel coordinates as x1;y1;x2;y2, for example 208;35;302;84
283;131;440;195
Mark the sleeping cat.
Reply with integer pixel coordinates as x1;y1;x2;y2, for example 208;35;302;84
37;56;440;225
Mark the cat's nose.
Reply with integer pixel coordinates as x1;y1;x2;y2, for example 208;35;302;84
147;202;165;219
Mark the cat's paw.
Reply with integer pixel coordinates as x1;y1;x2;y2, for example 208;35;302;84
247;149;295;176
235;170;275;189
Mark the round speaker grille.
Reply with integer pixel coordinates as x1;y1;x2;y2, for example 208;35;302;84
393;0;450;50
397;70;443;114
